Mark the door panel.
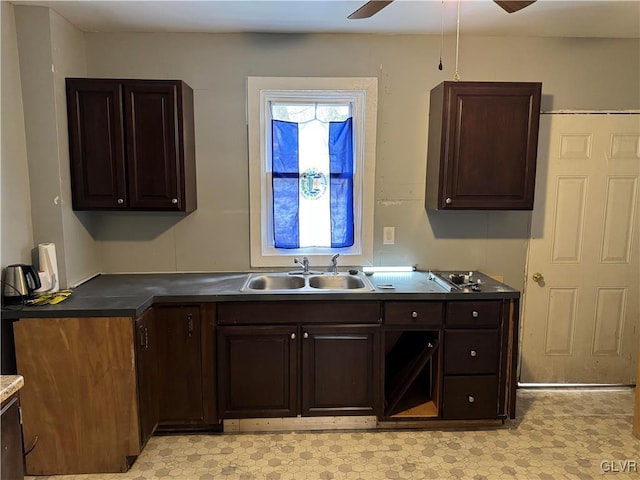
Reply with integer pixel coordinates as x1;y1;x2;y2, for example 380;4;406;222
156;306;203;424
217;325;297;418
301;325;381;416
66;79;127;209
521;113;639;383
125;83;180;209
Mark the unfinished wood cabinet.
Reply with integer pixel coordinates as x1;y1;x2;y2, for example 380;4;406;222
13;316;146;475
634;340;639;439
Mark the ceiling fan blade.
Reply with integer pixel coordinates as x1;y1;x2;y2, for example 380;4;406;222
348;0;394;19
493;0;536;13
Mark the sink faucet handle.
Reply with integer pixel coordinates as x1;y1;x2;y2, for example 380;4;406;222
294;257;310;273
331;254;340;273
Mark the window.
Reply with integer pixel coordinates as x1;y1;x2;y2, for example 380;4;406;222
247;77;378;268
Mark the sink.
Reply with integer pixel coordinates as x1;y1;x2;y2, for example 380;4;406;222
308;274;368;290
241;272;375;292
245;274;305;291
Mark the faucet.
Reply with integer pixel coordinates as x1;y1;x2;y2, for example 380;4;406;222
294;256;310;274
330;254;340;274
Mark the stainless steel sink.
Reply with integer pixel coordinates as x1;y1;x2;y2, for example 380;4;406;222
241;272;375;292
308;274;368;290
245;274;305;291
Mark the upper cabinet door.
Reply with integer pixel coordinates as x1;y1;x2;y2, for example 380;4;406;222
66;79;127;209
124;82;181;210
425;81;542;210
66;78;196;212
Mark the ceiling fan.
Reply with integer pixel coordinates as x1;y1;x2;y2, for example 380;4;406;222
348;0;536;19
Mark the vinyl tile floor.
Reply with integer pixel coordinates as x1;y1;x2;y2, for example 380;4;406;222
27;388;638;480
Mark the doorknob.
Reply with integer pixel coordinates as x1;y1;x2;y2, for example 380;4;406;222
532;272;544;283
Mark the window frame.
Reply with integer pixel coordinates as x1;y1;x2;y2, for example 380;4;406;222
247;77;378;268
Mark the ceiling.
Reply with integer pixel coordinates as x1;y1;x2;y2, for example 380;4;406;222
13;0;640;38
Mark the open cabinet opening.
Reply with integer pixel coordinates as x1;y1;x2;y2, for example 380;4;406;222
384;331;440;418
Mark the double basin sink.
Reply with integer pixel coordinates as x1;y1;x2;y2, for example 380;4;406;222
241;272;376;293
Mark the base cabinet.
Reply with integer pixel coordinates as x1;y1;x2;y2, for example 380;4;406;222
1;393;24;480
156;305;205;427
301;325;380;417
135;308;159;446
217;302;381;419
14;317;144;475
218;325;297;418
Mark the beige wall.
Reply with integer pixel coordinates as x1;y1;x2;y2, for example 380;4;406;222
1;2;33;266
11;5;98;287
6;4;640;290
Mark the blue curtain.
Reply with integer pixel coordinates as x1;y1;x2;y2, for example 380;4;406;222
272;118;354;248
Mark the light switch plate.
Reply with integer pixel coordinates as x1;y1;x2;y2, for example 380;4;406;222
383;226;395;245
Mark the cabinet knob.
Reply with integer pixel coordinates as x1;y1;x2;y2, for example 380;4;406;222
445;197;452;205
171;198;178;204
117;198;124;204
303;332;309;339
411;311;418;318
290;333;296;340
472;311;479;318
470;350;477;357
468;395;475;403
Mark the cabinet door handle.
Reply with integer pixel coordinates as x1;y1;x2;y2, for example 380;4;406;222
303;332;309;339
411;311;418;318
117;198;124;205
472;311;479;318
290;333;296;340
139;325;149;349
445;197;453;205
468;395;475;403
470;350;477;357
171;198;178;204
187;314;194;337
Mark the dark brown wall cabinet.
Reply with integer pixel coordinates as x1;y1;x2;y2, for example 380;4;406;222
66;78;196;211
217;302;381;419
425;81;542;210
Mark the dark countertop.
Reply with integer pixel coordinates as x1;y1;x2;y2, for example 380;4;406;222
1;270;519;320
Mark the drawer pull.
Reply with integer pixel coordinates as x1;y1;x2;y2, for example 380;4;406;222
411;311;418;318
470;350;477;357
303;332;309;339
472;311;479;318
468;395;475;403
290;333;296;340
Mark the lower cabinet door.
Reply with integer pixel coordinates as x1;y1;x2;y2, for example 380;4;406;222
156;306;203;425
442;375;498;420
1;395;24;480
301;325;381;417
217;325;298;418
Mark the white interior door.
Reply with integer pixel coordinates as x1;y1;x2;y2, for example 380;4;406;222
521;113;639;384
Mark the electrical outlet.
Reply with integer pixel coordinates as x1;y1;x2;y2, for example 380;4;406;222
383;227;395;245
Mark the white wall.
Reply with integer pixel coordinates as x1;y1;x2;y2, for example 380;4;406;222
6;5;640;290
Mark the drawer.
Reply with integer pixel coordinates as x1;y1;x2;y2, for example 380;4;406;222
446;301;501;328
444;330;499;374
384;302;443;326
442;375;498;420
218;301;381;325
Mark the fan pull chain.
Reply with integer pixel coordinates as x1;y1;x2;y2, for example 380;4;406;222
438;0;444;70
453;0;461;81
